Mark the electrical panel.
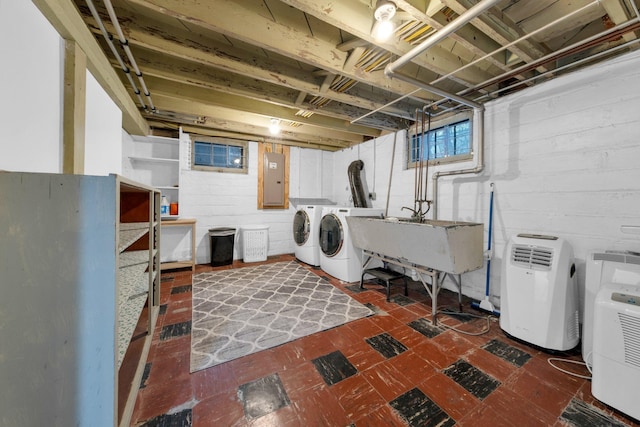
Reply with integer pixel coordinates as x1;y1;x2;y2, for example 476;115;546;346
263;152;285;206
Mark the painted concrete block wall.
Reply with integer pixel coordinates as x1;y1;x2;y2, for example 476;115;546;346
290;146;334;200
178;139;327;264
0;0;63;173
472;49;640;308
330;50;640;308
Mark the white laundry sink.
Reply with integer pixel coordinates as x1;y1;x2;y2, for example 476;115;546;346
345;216;484;274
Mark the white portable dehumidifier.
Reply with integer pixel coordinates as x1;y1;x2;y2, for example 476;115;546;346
591;282;640;420
499;234;579;351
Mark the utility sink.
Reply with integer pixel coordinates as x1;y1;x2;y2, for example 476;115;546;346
346;216;484;274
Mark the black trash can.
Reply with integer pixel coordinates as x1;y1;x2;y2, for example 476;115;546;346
208;227;236;266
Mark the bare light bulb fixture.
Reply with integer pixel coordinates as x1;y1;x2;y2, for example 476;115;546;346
269;118;281;135
372;0;397;42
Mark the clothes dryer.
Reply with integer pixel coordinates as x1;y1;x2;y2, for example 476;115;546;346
293;205;325;266
319;206;383;282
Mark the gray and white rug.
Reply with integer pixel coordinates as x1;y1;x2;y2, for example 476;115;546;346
190;261;374;372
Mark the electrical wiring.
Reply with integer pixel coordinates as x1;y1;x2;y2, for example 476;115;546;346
547;357;592;380
436;306;495;336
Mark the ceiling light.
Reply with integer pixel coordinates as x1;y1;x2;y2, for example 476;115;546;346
372;0;397;42
374;0;396;22
372;20;395;42
269;118;280;135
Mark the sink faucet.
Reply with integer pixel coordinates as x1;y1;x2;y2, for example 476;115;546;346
402;200;432;222
401;206;421;221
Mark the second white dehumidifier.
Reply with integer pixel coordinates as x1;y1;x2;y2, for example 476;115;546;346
500;234;579;351
591;282;640;420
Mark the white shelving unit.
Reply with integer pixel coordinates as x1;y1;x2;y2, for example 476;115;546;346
0;172;160;427
128;134;181;220
124;132;197;269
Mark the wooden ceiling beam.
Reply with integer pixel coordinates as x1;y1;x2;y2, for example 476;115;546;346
149;94;356;148
145;77;374;140
105;43;419;123
112;54;404;131
32;0;148;135
174;125;342;152
440;0;551;74
126;0;465;96
81;11;426;120
600;0;635;43
277;0;494;86
393;0;510;74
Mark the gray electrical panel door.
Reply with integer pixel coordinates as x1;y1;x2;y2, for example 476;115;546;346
264;152;285;206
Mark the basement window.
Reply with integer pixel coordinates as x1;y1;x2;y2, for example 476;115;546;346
192;137;248;173
408;112;473;167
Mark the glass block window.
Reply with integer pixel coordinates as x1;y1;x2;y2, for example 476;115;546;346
409;115;472;167
192;137;247;173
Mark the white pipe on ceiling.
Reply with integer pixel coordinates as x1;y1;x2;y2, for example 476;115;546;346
477;37;640;101
385;0;500;77
430;0;601;88
460;17;640;100
383;0;500;110
102;0;156;112
419;11;640;117
85;0;146;109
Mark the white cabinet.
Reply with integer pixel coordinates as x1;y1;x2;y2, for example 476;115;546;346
127;134;180;219
0;172;160;427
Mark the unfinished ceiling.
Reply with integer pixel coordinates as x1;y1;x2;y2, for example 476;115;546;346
69;0;640;151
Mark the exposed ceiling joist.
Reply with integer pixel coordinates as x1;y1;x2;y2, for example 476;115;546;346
58;0;639;150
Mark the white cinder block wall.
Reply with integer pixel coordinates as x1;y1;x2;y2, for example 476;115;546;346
179;141;333;264
331;49;640;308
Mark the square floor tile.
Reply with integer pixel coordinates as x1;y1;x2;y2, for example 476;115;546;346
345;284;366;293
139;408;192;426
390;387;455;427
366;332;408;359
482;339;531;367
312;350;358;386
408;318;443;339
561;398;628;427
364;302;385;315
170;284;192;294
390;294;415;306
139;362;151;389
159;321;191;340
443;359;500;400
238;373;290;420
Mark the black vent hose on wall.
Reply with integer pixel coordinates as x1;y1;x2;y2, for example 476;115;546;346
348;160;370;208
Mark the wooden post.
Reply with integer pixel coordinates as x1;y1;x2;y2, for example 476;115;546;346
63;40;86;174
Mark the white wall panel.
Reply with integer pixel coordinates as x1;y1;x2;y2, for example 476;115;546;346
84;70;122;175
0;0;63;173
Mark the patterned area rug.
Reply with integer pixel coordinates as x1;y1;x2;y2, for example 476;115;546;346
190;261;374;372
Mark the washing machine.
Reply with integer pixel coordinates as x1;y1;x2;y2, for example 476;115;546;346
319;206;384;282
293;205;325;266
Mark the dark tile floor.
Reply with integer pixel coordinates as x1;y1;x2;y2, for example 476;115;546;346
131;255;640;426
